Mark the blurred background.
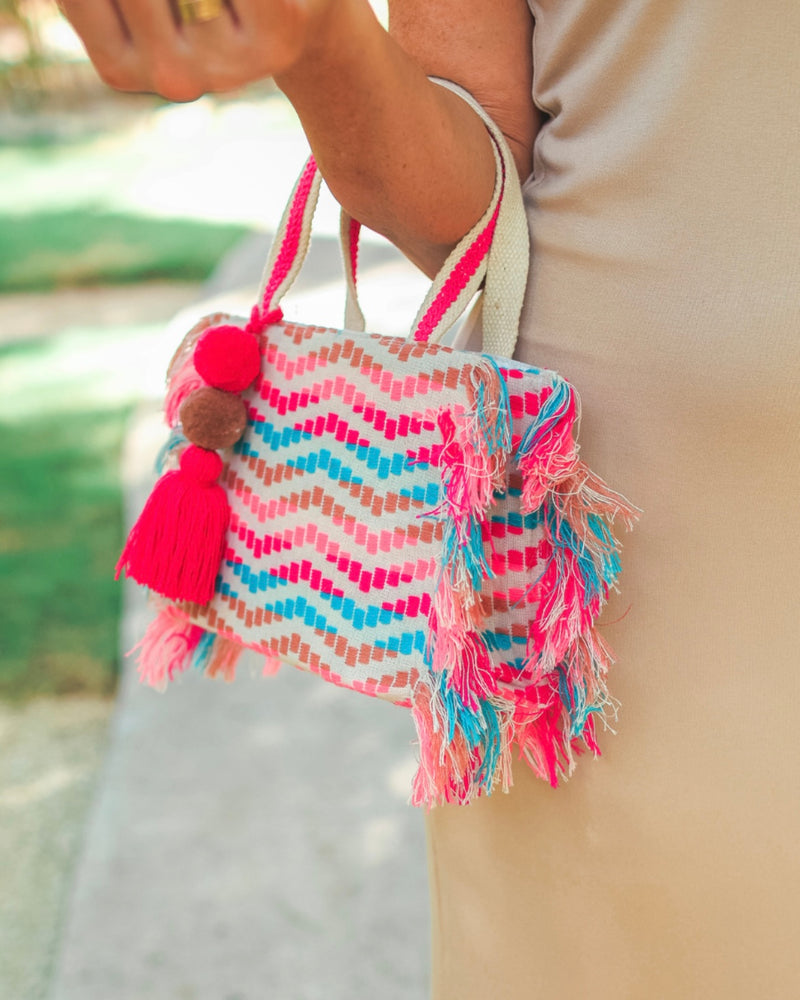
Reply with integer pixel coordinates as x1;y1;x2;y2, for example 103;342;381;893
0;3;432;997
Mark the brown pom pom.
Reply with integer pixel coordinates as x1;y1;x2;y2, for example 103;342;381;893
179;386;248;451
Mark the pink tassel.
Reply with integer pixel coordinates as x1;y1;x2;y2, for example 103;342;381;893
517;391;579;512
116;445;229;605
133;606;204;691
431;626;498;711
526;554;599;672
555;462;642;540
434;406;507;525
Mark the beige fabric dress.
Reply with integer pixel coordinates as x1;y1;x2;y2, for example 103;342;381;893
425;2;800;997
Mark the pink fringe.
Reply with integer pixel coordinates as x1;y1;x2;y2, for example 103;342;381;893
410;682;473;808
526;552;601;672
262;650;282;676
512;681;584;788
165;353;205;428
133;606;204;691
555;461;641;538
429;606;497;711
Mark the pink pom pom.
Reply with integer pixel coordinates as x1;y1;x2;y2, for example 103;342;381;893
179;445;223;485
194;325;261;393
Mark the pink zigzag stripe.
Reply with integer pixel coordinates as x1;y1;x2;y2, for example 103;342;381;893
226;543;436;609
254;375;549;430
413;198;502;343
257;372;441;411
245;407;438;451
229;511;438;578
258;338;333;380
234;488;433;553
261;157;318;314
257;340;458;398
259;373;547;418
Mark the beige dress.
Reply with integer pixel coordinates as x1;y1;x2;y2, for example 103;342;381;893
426;2;800;997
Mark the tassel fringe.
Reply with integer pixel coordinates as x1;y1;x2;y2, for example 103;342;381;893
411;367;640;808
133;606;205;691
133;608;248;688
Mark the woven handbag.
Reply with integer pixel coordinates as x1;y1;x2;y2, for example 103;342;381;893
118;80;639;807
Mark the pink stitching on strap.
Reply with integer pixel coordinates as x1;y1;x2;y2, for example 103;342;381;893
348;217;361;286
413;199;500;343
260;157;318;316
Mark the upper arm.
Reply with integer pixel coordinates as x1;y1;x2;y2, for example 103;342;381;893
388;0;538;181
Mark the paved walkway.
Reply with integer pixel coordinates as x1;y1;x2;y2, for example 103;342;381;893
47;230;434;999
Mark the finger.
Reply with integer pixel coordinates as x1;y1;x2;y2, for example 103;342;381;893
114;0;181;49
58;0;136;88
173;0;238;31
170;0;257;94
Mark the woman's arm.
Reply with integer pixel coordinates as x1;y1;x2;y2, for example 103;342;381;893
277;0;536;273
60;0;536;273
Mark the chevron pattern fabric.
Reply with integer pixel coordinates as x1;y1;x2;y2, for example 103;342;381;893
175;318;555;704
126;311;638;805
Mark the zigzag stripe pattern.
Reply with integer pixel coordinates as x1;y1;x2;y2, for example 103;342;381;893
227;454;442;524
228;512;440;581
255;372;549;425
239;412;436;478
193;596;420;698
169;322;561;705
141;311;639;811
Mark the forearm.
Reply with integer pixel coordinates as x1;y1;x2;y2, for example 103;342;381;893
275;0;498;276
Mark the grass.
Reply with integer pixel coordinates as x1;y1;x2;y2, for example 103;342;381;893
0;404;128;700
0;209;248;292
0;323;166;700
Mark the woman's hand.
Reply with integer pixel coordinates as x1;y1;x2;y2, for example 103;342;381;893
58;0;338;102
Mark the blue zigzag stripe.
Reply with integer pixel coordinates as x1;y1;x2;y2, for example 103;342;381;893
242;417;429;480
234;440;441;506
218;576;428;655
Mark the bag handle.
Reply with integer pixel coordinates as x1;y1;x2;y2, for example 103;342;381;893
256;78;529;355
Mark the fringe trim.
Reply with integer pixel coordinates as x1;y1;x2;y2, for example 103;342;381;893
133;606;205;691
133;607;252;688
412;370;640;808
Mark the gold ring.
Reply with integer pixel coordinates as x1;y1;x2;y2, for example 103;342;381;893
177;0;224;25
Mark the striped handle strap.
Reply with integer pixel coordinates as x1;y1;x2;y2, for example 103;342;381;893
258;78;529;355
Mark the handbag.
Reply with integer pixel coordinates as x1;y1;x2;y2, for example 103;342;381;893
117;80;639;807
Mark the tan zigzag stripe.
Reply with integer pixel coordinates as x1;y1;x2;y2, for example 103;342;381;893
264;327;469;392
225;473;440;546
185;597;418;690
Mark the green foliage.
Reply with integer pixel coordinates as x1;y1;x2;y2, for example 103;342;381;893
0;406;128;699
0;326;154;701
0;209;247;292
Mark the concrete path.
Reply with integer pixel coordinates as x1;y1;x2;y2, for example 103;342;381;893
48;226;434;999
